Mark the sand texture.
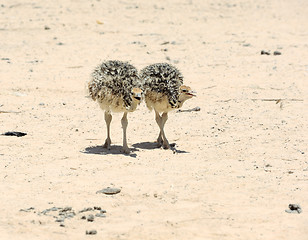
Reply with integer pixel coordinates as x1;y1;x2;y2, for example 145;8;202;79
0;0;307;239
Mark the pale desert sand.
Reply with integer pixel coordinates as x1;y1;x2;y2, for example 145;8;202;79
0;0;307;239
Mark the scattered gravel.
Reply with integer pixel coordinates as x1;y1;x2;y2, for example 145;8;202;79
21;206;107;226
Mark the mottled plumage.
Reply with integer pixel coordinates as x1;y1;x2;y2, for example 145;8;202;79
89;60;142;110
140;63;183;108
140;63;195;149
88;60;143;154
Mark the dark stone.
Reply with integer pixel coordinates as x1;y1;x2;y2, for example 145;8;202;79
161;41;170;45
87;214;95;222
55;218;64;222
86;230;97;235
79;207;93;213
273;51;282;55
261;50;270;55
59;207;72;212
3;131;27;137
285;204;302;214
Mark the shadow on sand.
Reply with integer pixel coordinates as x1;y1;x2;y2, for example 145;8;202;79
132;141;189;154
83;145;138;158
132;141;160;150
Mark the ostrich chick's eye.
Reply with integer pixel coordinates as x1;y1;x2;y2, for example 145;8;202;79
182;89;188;93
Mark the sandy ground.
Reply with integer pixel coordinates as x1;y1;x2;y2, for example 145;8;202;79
1;0;308;239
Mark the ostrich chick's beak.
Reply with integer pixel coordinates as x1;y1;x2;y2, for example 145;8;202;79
134;94;142;101
132;88;143;101
187;90;197;97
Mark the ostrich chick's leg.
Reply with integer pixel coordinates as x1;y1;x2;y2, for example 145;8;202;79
155;110;163;147
103;111;112;149
121;112;130;154
160;112;170;149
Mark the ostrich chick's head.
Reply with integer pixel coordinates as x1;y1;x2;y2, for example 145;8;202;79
175;85;196;109
178;85;196;104
131;87;143;103
125;87;143;112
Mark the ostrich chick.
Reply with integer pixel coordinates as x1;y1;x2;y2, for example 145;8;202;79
88;60;143;154
140;63;196;149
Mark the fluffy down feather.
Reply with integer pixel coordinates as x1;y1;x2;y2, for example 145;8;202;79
88;60;142;108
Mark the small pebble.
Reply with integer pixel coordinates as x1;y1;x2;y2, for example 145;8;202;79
273;51;281;55
96;187;121;195
55;218;64;222
20;207;35;212
59;207;72;212
177;106;200;113
261;50;270;55
3;131;27;137
86;230;97;235
95;213;106;218
79;207;93;213
87;214;95;222
285;204;302;214
65;213;76;218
